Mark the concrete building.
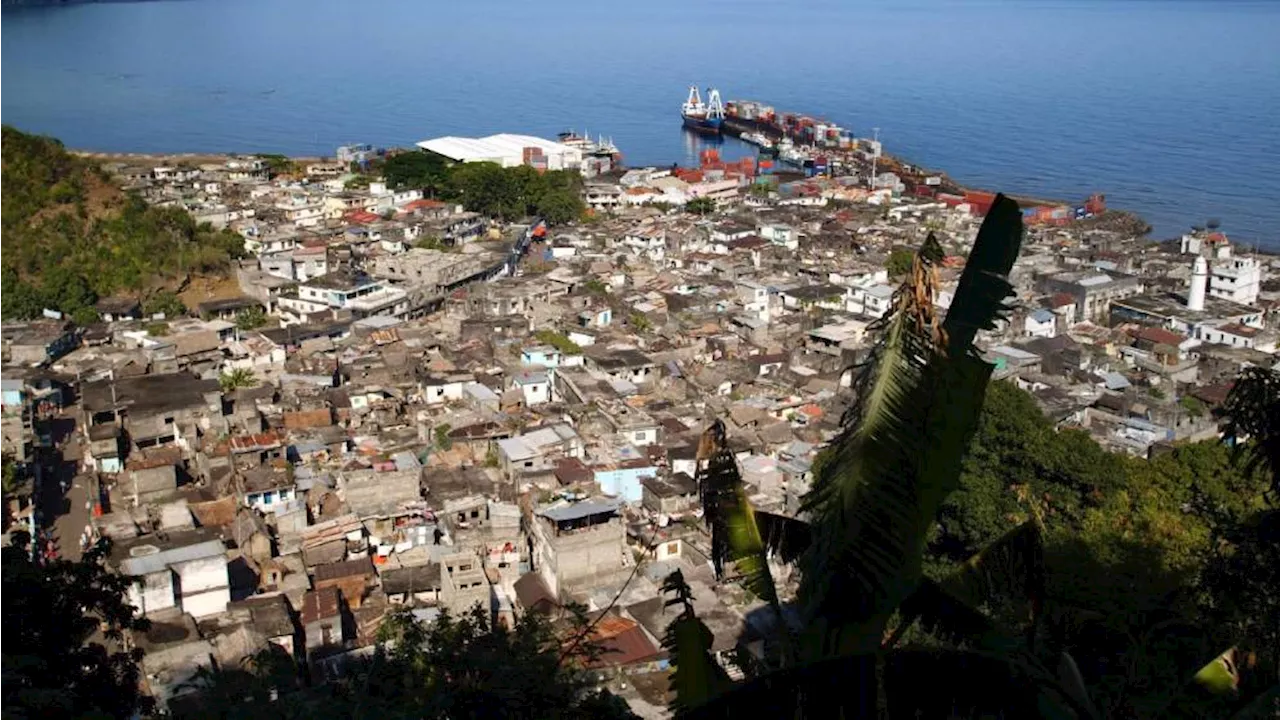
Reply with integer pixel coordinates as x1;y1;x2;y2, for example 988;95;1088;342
440;550;491;615
279;270;409;320
368;249;491;294
1038;270;1145;323
116;529;230;619
530;499;630;600
1209;256;1262;306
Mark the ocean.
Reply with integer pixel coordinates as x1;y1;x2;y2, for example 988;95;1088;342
3;0;1278;246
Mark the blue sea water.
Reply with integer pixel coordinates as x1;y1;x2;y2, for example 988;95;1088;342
3;0;1278;246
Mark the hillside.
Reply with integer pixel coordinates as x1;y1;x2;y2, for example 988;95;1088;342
1;126;245;323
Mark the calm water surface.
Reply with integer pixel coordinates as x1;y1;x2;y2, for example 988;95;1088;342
3;0;1278;245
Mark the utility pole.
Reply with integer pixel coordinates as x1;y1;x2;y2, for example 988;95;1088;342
870;127;881;191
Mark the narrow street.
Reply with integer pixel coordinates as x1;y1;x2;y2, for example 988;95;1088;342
35;411;91;562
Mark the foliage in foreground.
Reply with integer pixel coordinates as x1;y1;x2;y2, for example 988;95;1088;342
172;606;638;720
1;535;153;720
671;196;1279;718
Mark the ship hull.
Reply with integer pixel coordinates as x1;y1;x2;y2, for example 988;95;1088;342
682;115;723;135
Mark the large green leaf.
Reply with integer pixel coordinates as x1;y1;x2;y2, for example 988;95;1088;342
942;519;1046;628
797;196;1024;655
697;420;786;623
1193;646;1241;695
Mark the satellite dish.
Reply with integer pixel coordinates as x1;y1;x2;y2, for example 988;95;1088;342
130;544;161;557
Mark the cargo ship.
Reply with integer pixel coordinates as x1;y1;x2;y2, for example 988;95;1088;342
681;85;725;135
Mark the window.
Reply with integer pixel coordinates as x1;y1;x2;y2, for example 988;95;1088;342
164;417;175;425
666;542;679;555
470;510;479;519
263;491;275;505
321;624;334;645
634;431;647;443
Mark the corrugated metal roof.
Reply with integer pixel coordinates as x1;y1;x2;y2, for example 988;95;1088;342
120;538;225;576
538;498;622;522
415;134;576;164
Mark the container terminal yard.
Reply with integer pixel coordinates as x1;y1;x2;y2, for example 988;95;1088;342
679;85;1109;225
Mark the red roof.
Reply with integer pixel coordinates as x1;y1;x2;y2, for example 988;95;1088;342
404;199;445;210
1132;327;1186;347
1048;293;1076;309
346;210;380;224
582;615;660;668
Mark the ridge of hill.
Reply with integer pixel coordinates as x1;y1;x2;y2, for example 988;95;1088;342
1;126;245;323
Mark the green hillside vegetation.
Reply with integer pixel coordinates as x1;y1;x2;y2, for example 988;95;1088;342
1;126;246;323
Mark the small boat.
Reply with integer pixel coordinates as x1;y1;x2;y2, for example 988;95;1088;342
741;131;774;149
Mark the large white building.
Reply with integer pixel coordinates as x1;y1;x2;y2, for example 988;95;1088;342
416;134;584;171
1209;256;1262;306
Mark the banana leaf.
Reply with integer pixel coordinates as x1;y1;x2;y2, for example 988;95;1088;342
1194;646;1241;695
696;420;785;622
680;653;876;720
798;196;1024;655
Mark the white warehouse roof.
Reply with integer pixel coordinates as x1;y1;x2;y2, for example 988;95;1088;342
415;133;582;169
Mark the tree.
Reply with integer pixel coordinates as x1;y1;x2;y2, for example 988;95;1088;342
234;306;267;331
534;329;582;355
582;278;609;295
1177;394;1206;417
219;368;257;391
685;197;716;216
2;535;153;719
144;290;186;319
382;150;451;193
2;455;28;531
629;313;652;333
434;423;453;451
188;607;638;719
538;187;585;225
885;248;915;277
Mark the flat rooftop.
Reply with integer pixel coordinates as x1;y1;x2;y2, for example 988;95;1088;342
1112;291;1258;321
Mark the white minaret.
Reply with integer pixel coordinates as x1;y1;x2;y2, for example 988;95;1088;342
1188;256;1208;311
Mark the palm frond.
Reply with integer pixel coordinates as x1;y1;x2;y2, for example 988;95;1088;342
884;577;1011;651
797;196;1024;655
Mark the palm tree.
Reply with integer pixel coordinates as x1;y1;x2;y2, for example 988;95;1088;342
219;368;257;392
671;196;1277;717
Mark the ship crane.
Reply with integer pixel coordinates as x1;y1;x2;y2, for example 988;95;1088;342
705;87;725;121
683;85;706;116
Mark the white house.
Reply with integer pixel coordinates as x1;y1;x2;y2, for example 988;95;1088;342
511;370;552;406
846;283;895;318
758;223;799;251
119;533;230;619
1024;309;1057;338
